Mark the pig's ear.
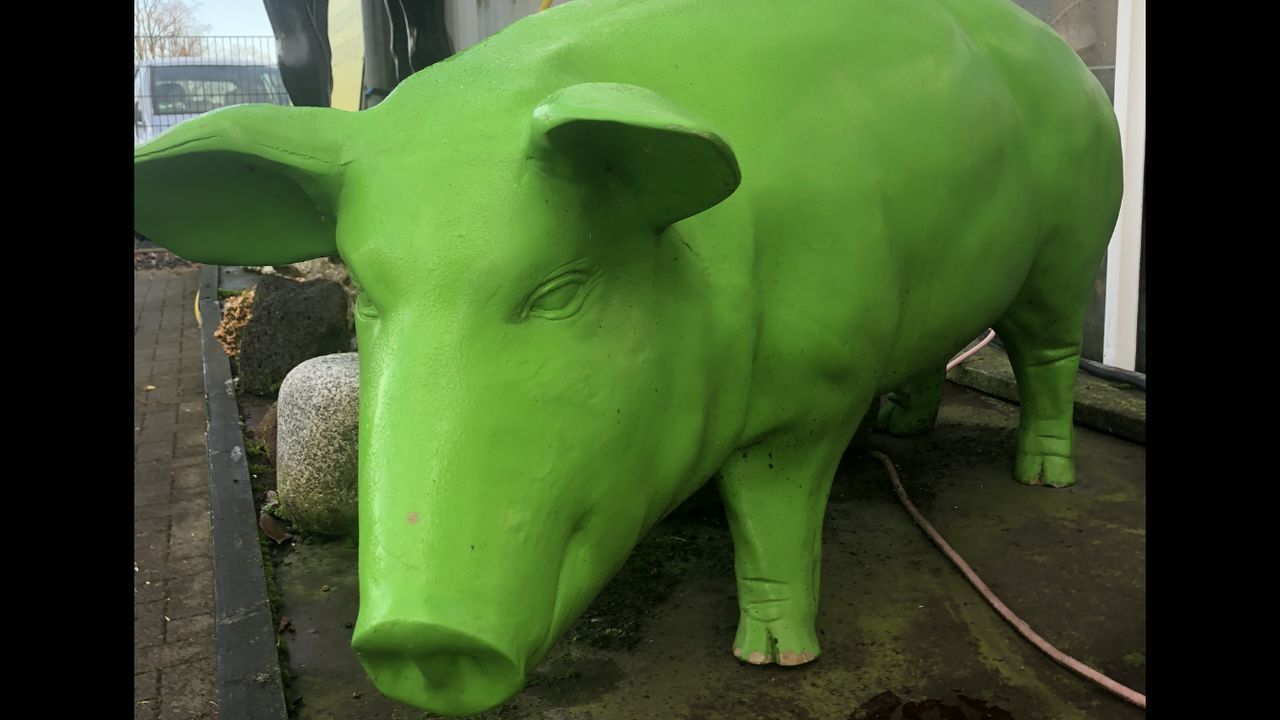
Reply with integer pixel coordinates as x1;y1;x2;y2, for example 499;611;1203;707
530;83;741;230
134;104;353;265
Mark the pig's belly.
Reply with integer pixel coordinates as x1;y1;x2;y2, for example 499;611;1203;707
877;226;1040;384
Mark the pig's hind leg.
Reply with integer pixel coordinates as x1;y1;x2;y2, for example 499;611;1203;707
993;234;1105;488
873;368;946;436
715;428;856;667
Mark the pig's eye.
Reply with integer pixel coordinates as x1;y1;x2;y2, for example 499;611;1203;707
523;270;599;321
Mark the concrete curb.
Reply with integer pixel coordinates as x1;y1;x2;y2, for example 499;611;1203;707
946;345;1146;445
197;264;289;720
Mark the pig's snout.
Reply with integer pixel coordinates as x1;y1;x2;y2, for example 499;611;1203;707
352;618;525;716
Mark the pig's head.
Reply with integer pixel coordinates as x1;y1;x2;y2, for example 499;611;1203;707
135;82;746;715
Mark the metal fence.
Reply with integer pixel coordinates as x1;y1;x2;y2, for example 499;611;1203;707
135;36;289;146
135;35;279;66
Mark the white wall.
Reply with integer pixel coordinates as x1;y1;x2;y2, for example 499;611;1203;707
1102;0;1146;371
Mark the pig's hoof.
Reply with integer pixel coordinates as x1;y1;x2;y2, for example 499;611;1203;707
873;400;936;437
1015;452;1076;488
732;619;820;667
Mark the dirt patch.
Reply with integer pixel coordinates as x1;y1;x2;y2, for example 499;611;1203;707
134;249;194;271
849;690;1015;719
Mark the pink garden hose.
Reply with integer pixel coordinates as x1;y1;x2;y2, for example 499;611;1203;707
871;332;1147;709
946;329;997;371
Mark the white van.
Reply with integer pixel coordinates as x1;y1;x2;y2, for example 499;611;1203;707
134;57;291;146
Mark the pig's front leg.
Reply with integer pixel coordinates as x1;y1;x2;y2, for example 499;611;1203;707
715;434;847;667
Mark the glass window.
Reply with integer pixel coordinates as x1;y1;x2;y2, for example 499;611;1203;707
150;64;291;115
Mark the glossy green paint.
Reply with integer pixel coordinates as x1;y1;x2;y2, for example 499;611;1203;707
133;0;1122;715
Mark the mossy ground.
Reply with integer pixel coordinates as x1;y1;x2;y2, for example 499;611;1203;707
236;387;305;713
269;384;1144;720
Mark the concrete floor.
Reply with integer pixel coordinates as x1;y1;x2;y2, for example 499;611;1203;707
274;384;1145;720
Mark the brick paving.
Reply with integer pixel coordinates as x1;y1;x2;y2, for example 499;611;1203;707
134;268;218;720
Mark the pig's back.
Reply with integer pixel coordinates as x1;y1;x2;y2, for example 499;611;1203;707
407;0;1106;229
400;0;1116;386
494;0;1113;384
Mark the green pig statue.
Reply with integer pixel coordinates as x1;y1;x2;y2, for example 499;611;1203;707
134;0;1122;714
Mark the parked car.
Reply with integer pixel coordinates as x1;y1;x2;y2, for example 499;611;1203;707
135;57;291;146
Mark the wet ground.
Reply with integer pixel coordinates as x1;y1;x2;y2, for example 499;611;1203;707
273;384;1145;720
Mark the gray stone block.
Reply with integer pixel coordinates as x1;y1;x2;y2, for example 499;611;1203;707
277;353;360;536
